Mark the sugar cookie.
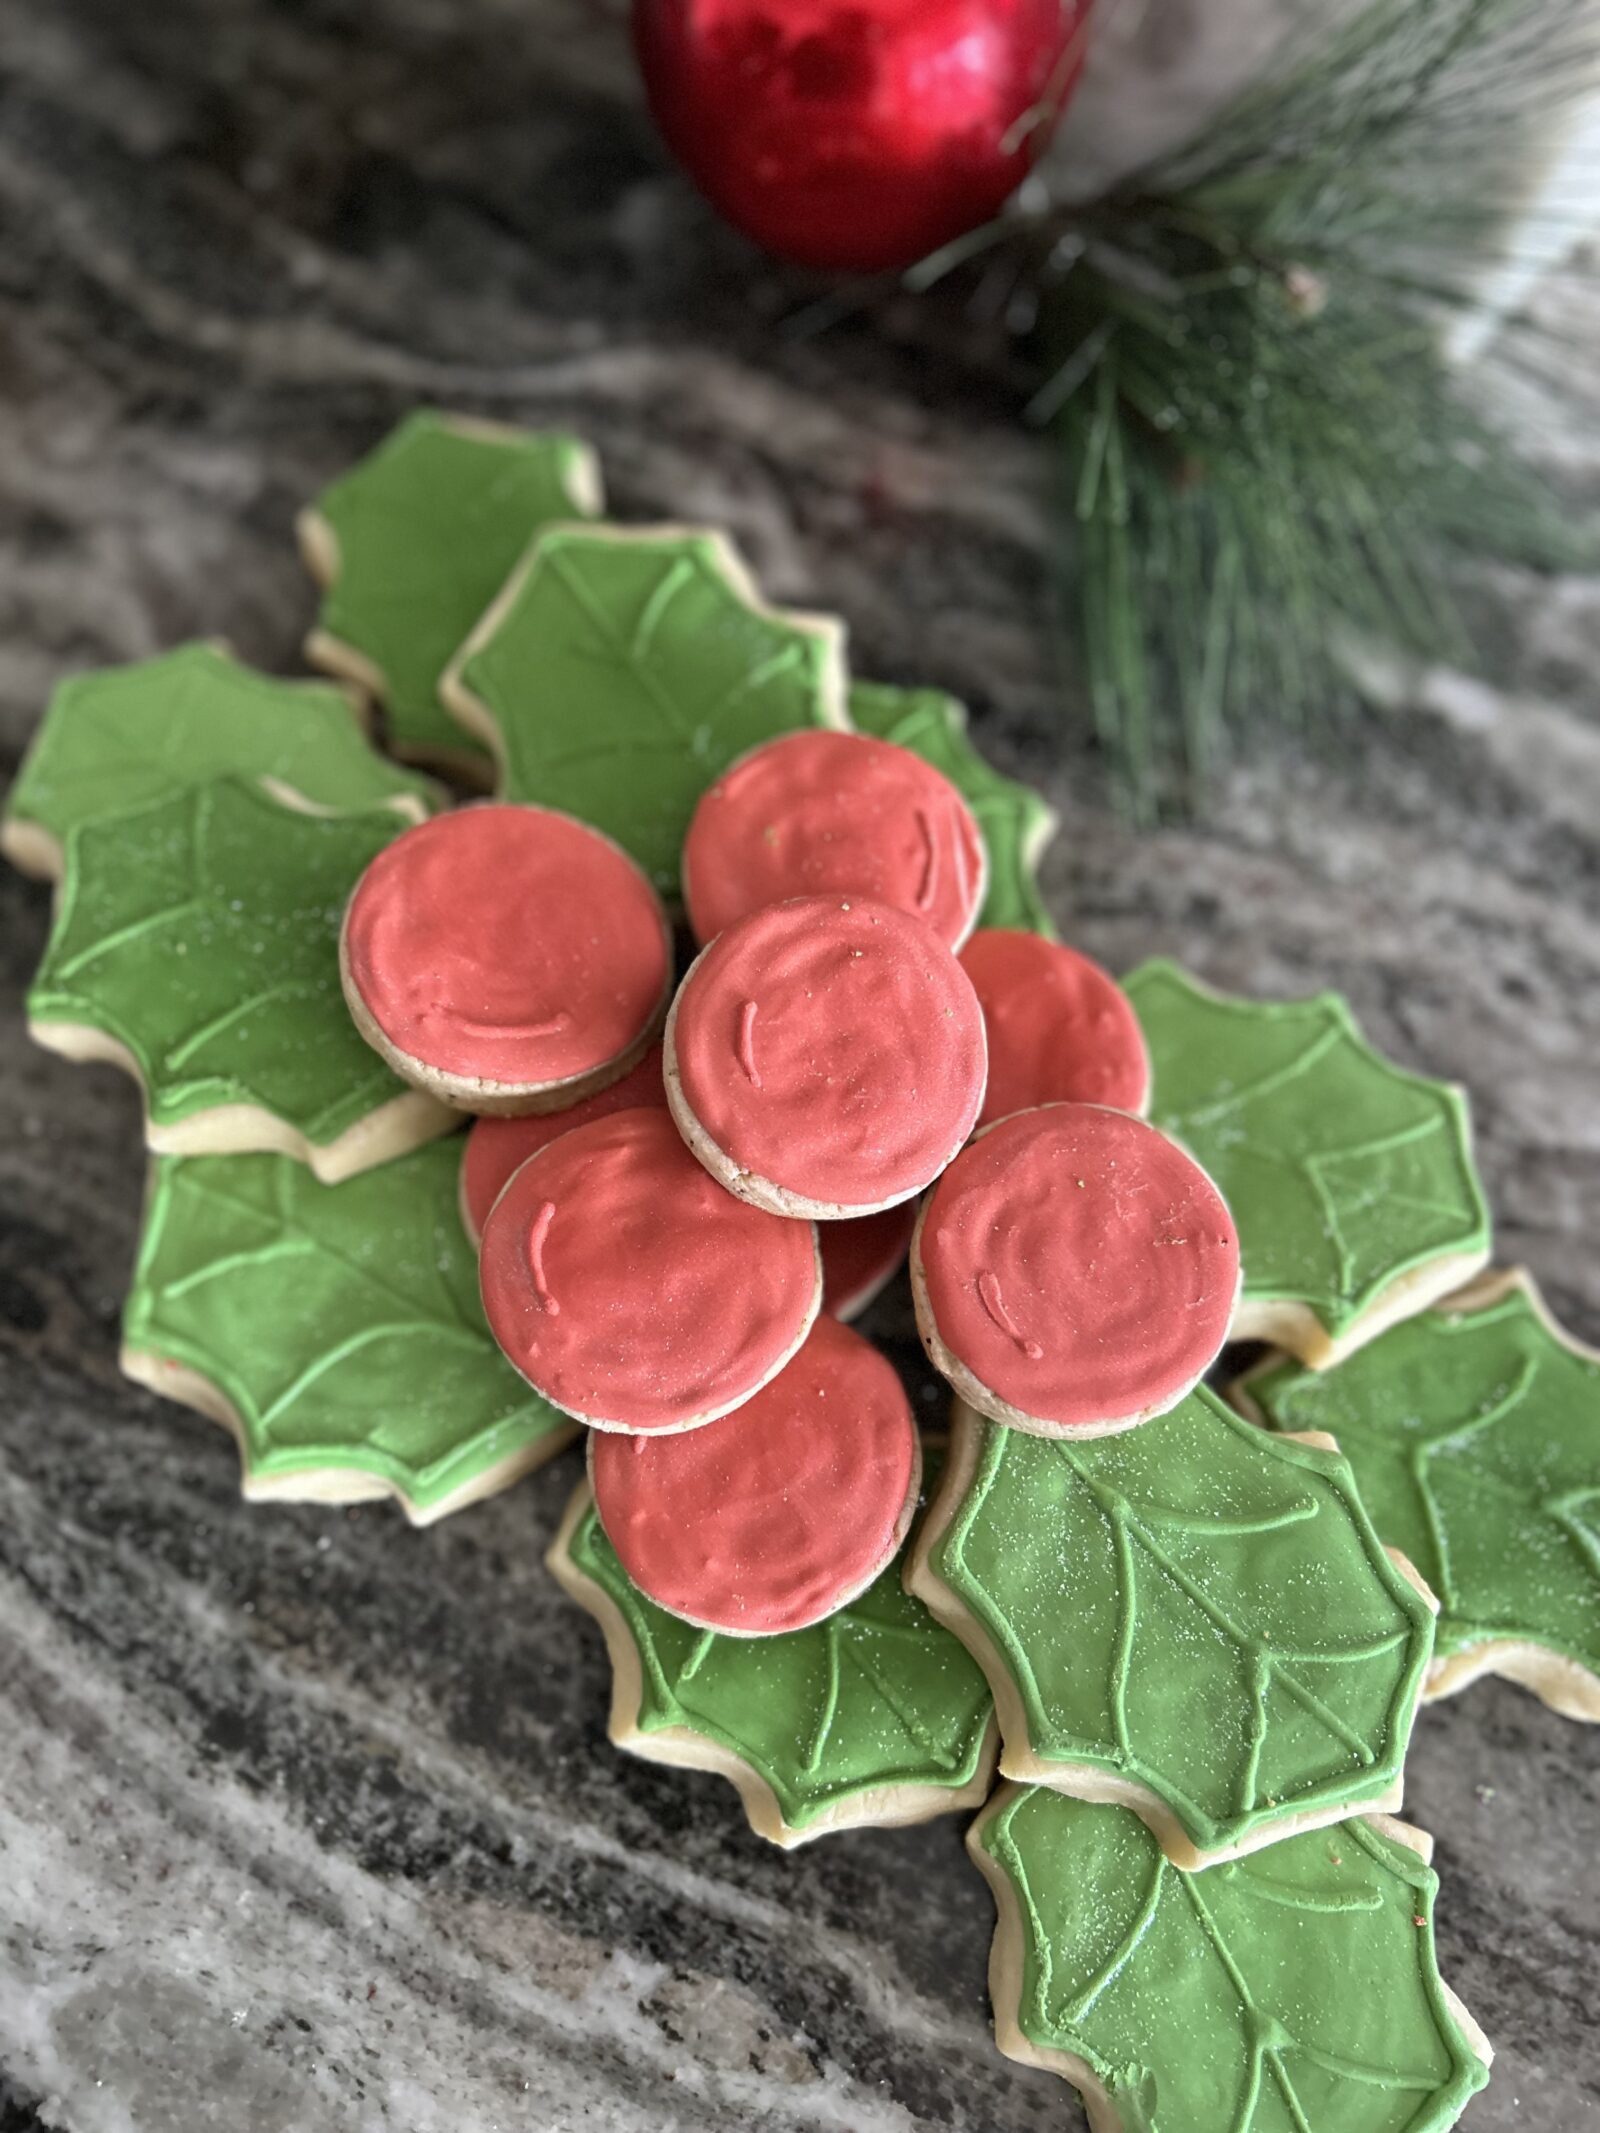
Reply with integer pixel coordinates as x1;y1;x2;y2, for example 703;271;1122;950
959;929;1148;1128
912;1103;1239;1436
907;1396;1439;1867
589;1316;920;1634
666;894;988;1218
819;1202;918;1321
682;728;986;949
969;1785;1490;2130
340;803;671;1115
478;1107;821;1432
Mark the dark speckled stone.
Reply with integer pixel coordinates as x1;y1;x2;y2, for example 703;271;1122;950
1;3;1598;2127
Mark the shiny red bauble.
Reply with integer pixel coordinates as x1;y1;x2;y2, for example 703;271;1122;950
633;0;1092;275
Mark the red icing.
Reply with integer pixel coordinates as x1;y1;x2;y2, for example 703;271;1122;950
959;929;1150;1131
590;1315;919;1633
343;804;670;1092
682;730;986;950
479;1107;819;1431
459;1045;667;1243
670;895;988;1213
819;1201;917;1321
917;1103;1240;1429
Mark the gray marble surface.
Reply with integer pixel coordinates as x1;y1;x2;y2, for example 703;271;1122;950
2;3;1598;2128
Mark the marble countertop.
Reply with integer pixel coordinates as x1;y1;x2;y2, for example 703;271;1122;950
2;3;1598;2128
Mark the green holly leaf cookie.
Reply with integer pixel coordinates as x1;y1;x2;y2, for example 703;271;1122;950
300;409;603;775
1;643;437;881
849;681;1058;937
549;1448;997;1845
443;525;848;898
908;1395;1437;1867
1125;961;1490;1365
122;1141;574;1523
970;1784;1491;2133
1242;1269;1600;1723
27;777;452;1181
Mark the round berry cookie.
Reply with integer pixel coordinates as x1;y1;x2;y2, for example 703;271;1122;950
340;803;671;1114
912;1102;1240;1437
479;1106;821;1432
960;928;1149;1131
666;894;988;1219
589;1315;921;1633
682;729;987;950
458;1043;667;1244
818;1202;918;1321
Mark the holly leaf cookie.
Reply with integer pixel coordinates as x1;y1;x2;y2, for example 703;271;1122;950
1125;961;1490;1366
907;1395;1438;1867
122;1141;575;1522
1240;1269;1600;1722
1;643;437;881
299;410;603;777
848;681;1058;937
442;525;848;898
548;1446;997;1845
27;778;452;1181
970;1784;1491;2133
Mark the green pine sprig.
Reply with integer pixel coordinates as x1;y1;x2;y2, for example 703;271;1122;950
922;0;1600;815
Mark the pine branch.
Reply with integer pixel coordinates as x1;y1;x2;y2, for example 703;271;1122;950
1026;0;1600;814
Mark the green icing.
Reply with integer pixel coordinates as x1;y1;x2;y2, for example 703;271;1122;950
1125;960;1490;1345
931;1393;1435;1859
452;527;845;898
1249;1280;1600;1680
848;681;1058;937
123;1142;571;1518
2;644;436;869
28;778;421;1151
974;1786;1489;2132
564;1449;994;1836
306;409;601;765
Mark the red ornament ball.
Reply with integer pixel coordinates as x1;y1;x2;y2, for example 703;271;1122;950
633;0;1093;275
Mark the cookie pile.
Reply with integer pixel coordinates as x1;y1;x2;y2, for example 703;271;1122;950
9;408;1598;2133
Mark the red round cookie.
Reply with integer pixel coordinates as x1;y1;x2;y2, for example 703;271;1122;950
340;803;671;1112
682;730;987;951
479;1107;820;1432
913;1102;1240;1436
666;895;988;1218
960;929;1150;1131
458;1044;667;1244
589;1315;921;1634
819;1202;918;1321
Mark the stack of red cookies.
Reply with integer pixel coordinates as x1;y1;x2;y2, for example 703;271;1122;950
339;726;1238;1643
